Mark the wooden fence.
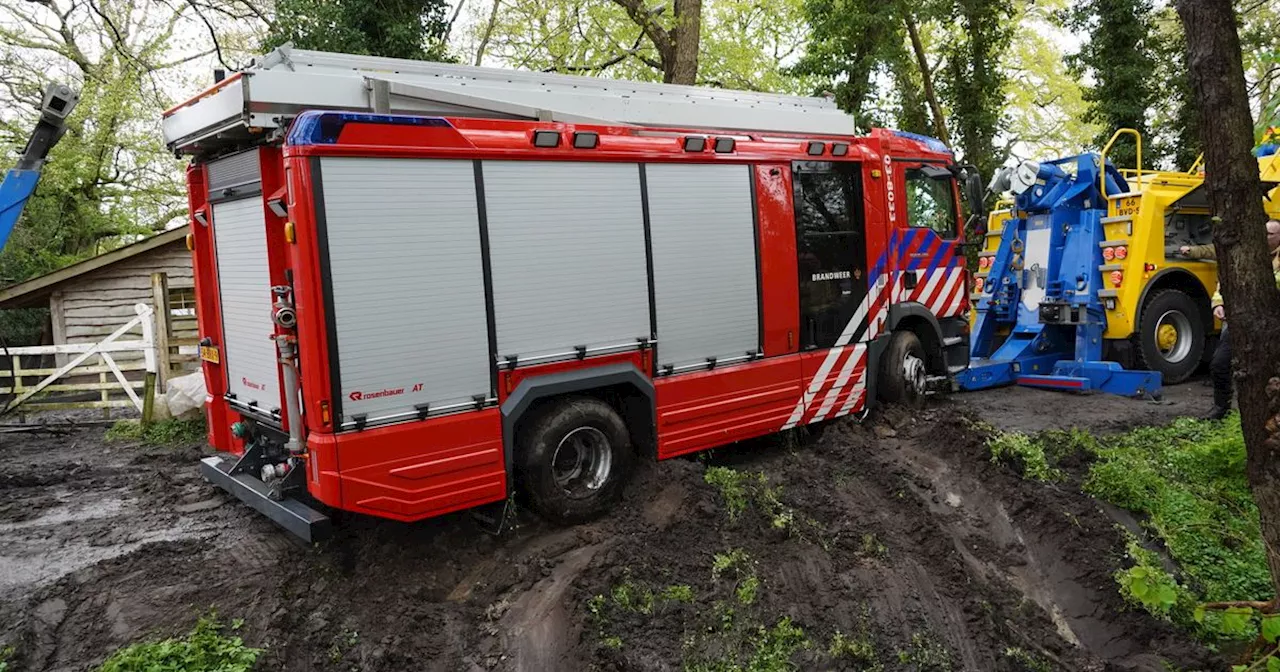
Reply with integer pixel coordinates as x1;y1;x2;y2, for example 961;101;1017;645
1;303;158;418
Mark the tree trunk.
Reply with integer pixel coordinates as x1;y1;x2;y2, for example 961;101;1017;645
1176;0;1280;599
473;0;502;66
904;12;950;145
668;0;701;85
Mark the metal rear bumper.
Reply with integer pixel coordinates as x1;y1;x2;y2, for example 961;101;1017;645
199;454;332;542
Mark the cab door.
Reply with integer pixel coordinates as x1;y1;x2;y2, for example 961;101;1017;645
793;160;868;349
785;160;872;427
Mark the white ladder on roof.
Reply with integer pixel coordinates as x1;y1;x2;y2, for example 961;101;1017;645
163;45;857;153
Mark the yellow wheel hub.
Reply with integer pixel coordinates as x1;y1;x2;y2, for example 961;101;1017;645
1157;323;1179;352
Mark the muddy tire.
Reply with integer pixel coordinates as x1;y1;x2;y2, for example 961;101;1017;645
517;397;634;525
879;330;927;407
1135;289;1205;384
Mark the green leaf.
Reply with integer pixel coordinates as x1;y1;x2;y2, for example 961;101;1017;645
1263;614;1280;643
1193;605;1207;623
1221;607;1255;635
1266;656;1280;672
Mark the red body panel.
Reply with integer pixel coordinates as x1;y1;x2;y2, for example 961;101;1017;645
190;112;960;525
309;409;506;520
754;164;800;357
655;357;800;459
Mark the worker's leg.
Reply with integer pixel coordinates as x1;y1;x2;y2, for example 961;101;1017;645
1208;324;1232;419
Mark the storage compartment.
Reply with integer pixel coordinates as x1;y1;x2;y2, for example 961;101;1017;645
318;157;492;428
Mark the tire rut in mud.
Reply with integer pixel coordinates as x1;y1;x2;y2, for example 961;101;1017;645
0;388;1223;671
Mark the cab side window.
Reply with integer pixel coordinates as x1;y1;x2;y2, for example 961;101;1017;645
905;167;958;238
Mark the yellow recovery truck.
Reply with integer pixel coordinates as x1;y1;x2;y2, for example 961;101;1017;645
965;129;1280;393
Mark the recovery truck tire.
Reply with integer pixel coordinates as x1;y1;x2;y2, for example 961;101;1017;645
879;330;927;407
1135;289;1206;385
517;396;635;524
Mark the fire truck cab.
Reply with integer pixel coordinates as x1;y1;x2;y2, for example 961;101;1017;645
164;46;977;540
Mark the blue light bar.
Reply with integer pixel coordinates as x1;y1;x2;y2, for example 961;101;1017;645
892;130;951;155
286;111;453;146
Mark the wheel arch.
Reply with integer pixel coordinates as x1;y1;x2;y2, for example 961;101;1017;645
500;363;655;484
887;303;946;374
1138;267;1213;327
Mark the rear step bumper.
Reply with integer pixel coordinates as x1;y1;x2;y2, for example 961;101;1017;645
199;454;332;542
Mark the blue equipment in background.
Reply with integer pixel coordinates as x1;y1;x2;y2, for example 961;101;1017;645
955;153;1163;398
0;83;80;253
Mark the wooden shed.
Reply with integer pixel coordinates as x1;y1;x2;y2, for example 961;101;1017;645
0;225;199;389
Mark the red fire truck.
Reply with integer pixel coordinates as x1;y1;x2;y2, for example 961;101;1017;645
164;47;979;540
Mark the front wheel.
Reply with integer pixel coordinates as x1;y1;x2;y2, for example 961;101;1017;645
1135;289;1206;384
517;397;634;524
879;330;927;407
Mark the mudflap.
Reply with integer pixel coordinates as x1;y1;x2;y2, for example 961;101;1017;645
199;454;332;542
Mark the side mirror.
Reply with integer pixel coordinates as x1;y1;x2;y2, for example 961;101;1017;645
965;172;986;217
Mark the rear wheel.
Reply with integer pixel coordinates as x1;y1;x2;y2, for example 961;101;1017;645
879;330;927;407
517;397;634;524
1136;289;1206;384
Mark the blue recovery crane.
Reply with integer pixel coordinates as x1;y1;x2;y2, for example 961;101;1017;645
955;153;1162;398
0;83;80;252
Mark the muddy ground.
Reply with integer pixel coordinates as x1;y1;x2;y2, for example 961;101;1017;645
0;382;1223;671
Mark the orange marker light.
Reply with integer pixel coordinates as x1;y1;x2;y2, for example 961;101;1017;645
1110;270;1123;287
1115;245;1128;260
1103;246;1115;261
185;233;195;251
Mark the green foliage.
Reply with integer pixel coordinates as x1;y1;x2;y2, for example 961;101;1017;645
736;576;761;606
986;432;1065;482
1062;0;1160;167
712;549;753;581
602;635;624;650
860;533;888;559
704;467;809;534
264;0;452;61
941;0;1015;179
97;615;259;672
894;632;952;671
106;418;207;446
686;618;810;672
1115;537;1187;618
1084;416;1271;604
1003;646;1051;672
664;585;696;603
0;645;13;672
0;2;194;287
611;579;656;615
829;630;879;668
706;467;752;520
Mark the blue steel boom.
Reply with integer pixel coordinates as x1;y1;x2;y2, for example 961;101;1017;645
0;84;79;253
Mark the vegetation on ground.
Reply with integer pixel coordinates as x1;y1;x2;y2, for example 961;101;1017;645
97;615;259;672
106;417;207;446
988;415;1278;667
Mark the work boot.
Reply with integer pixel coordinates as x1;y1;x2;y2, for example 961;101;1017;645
1204;406;1230;421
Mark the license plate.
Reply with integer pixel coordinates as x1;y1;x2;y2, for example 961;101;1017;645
199;345;220;364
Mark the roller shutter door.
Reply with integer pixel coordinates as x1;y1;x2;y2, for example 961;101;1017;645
646;163;760;372
482;161;650;363
212;197;280;409
319;157;491;426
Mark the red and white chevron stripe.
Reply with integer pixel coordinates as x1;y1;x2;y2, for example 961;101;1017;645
781;264;966;429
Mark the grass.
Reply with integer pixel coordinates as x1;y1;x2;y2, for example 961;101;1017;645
97;615;259;672
987;415;1275;656
106;417;206;446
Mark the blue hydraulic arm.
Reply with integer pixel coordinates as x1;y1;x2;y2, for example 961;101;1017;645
0;83;80;252
956;153;1162;398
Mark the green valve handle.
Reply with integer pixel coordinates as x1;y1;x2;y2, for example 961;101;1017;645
231;421;251;439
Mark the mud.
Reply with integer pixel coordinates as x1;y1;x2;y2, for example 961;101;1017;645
0;384;1224;671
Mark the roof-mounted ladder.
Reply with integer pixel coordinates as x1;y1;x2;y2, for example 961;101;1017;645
163;45;857;155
